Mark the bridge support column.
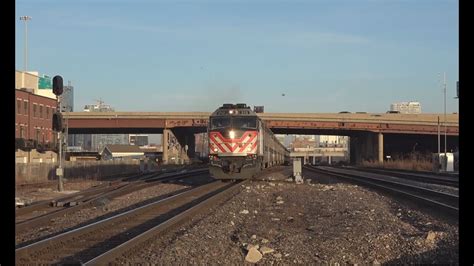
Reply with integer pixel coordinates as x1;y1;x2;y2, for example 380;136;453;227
162;129;170;164
171;129;196;164
350;132;379;165
364;133;375;161
349;136;357;164
378;133;384;163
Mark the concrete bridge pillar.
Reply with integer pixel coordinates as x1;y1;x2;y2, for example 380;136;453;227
162;129;170;164
171;129;196;164
378;132;384;163
350;132;380;164
162;129;195;164
364;133;376;161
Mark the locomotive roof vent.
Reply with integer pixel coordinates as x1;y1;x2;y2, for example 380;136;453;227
222;103;234;109
236;103;247;108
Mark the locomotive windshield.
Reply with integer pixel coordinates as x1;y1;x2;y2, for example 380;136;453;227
210;117;257;129
232;117;257;129
211;117;231;129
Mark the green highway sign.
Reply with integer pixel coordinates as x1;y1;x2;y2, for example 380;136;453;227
38;75;52;89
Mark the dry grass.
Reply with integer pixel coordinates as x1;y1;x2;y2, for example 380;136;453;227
361;158;433;172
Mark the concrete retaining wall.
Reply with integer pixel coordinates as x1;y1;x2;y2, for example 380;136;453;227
15;160;141;184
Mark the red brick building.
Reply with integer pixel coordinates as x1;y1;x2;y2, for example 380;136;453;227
15;88;57;150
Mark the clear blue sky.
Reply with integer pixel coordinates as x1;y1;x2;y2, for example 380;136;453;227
15;0;458;113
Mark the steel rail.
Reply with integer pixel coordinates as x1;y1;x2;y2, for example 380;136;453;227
15;179;236;264
84;179;246;265
15;168;208;232
340;166;458;187
304;166;458;215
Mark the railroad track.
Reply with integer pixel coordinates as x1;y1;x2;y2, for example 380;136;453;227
16;178;245;264
15;168;208;233
16;180;127;223
15;171;157;222
338;166;459;187
304;166;458;215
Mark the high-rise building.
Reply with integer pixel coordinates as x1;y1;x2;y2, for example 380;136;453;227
59;83;74;112
59;83;76;147
390;101;421;114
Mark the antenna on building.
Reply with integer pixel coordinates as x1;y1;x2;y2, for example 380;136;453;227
95;98;104;107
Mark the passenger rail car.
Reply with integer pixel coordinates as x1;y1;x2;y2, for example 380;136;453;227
208;103;289;179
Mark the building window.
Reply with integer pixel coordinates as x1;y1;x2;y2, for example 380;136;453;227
39;105;43;118
33;104;37;117
35;129;40;143
17;100;21;114
20;126;25;138
46;107;50;119
24;101;28;115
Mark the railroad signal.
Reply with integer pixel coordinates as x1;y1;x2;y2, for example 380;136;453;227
53;75;64;96
52;112;63;132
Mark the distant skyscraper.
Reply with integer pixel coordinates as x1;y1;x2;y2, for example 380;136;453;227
59;82;76;147
390;101;421;114
59;83;74;112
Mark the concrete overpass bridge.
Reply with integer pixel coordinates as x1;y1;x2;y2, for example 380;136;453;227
64;112;459;164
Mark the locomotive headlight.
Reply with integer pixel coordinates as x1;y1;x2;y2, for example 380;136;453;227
214;148;218;152
247;146;252;152
229;130;235;139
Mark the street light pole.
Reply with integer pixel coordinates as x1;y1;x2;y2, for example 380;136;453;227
443;72;447;157
437;116;440;155
20;16;32;72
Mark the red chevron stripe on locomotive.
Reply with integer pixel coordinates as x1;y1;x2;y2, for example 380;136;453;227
209;131;258;154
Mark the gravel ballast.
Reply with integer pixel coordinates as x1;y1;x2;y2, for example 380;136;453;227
121;169;458;264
